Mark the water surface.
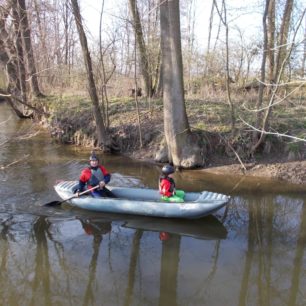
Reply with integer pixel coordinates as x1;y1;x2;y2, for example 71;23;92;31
0;102;305;306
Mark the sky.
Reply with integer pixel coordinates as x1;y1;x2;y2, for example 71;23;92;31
79;0;264;51
80;0;261;44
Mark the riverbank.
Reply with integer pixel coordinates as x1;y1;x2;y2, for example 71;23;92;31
42;95;306;186
129;145;306;186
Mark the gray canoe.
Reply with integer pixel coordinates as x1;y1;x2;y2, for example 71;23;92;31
54;181;230;219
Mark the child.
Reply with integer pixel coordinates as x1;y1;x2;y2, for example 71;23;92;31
77;151;111;198
159;164;185;203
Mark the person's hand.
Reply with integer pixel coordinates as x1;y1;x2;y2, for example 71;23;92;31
74;188;80;197
99;181;106;189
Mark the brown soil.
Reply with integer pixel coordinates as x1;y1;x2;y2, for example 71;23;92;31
130;145;306;186
48;99;306;187
202;161;306;186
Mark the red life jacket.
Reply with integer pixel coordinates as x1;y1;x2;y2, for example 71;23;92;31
80;166;109;189
159;175;175;197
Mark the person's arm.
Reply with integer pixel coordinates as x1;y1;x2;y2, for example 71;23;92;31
76;169;89;194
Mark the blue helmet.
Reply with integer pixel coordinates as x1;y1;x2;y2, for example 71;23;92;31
162;164;175;175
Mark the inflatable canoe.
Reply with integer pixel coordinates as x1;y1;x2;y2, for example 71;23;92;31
54;181;230;219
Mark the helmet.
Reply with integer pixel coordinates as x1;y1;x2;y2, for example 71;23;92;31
162;164;174;175
89;151;99;161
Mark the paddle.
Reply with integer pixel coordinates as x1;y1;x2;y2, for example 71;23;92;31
44;185;100;207
44;185;117;206
44;184;117;207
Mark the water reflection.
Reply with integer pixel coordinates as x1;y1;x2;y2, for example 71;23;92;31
159;235;180;306
77;218;112;306
0;196;305;306
288;201;306;306
1;102;306;305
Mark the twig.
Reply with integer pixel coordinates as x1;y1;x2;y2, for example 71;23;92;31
16;130;41;140
225;139;247;171
0;115;12;126
0;140;9;146
242;83;304;112
0;155;30;170
239;116;306;142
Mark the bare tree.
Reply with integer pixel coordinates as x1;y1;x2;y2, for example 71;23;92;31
70;0;112;151
267;0;275;88
251;1;303;154
128;0;153;97
213;0;236;135
0;3;32;118
17;0;44;97
160;0;202;167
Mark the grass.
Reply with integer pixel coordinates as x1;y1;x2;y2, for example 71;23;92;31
38;91;306;142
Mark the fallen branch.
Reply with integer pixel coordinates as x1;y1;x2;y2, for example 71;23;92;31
239;116;306;142
15;129;41;140
0;140;9;146
0;154;30;170
220;136;247;172
0;115;12;126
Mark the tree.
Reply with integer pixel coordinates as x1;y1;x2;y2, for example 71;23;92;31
159;0;202;167
251;0;297;154
128;0;153;97
0;2;31;118
213;0;236;135
70;0;111;151
16;0;44;97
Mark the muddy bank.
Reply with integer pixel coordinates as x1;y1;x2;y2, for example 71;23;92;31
45;102;306;187
202;161;306;186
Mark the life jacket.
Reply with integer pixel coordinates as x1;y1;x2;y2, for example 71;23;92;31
88;167;105;187
159;175;175;196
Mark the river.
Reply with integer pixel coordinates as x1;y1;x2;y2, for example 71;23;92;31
0;102;305;306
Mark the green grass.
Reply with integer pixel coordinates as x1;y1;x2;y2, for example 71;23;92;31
38;93;306;139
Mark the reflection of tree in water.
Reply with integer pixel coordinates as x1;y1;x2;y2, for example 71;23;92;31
122;230;181;306
159;235;181;306
237;196;306;306
124;229;143;306
78;219;112;306
29;216;53;306
1;215;61;305
238;197;279;306
288;201;306;306
0;215;13;302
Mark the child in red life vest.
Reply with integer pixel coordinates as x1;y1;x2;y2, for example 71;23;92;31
159;164;185;203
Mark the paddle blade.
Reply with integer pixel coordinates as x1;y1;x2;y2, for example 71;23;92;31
44;200;63;207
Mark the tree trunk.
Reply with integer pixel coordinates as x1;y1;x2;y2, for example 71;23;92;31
17;0;44;97
12;0;28;108
213;0;236;135
160;0;202;168
267;0;275;88
251;0;295;154
128;0;153;97
274;0;294;81
251;0;269;149
0;3;31;118
33;0;52;81
70;0;111;152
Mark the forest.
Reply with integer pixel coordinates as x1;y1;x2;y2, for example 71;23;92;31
0;0;305;169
